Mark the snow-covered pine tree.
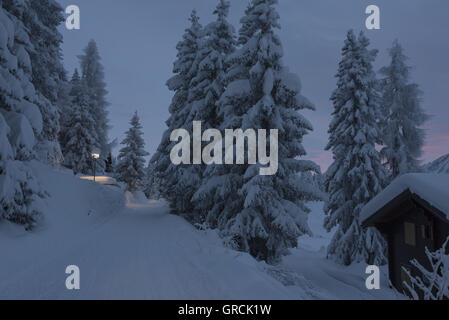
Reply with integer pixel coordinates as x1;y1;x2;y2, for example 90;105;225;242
0;113;44;229
27;0;66;166
115;112;149;191
59;69;80;157
196;0;322;262
150;10;203;213
3;0;65;166
238;2;258;46
78;39;109;172
324;30;387;266
56;78;72;152
0;3;46;229
144;162;162;200
22;0;65;104
188;0;235;126
62;69;97;175
175;0;236;222
105;152;114;174
379;40;429;180
403;237;449;300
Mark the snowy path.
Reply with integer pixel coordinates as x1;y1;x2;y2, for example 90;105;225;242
0;199;295;299
0;164;402;300
0;165;299;299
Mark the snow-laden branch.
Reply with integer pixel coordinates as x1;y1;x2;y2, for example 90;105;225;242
403;237;449;300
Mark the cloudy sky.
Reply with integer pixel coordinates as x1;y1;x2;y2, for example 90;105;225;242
57;0;449;171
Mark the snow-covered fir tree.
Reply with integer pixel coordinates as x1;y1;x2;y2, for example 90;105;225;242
0;3;46;229
379;40;429;180
175;0;236;222
3;0;65;166
27;0;68;166
144;162;162;200
193;0;236;119
238;2;258;46
78;39;109;172
324;30;387;266
195;0;322;262
192;1;240;226
56;79;73;156
4;0;66;104
59;69;80;157
150;10;203;213
105;152;114;174
187;0;235;133
115;112;149;191
62;69;97;175
0;114;44;229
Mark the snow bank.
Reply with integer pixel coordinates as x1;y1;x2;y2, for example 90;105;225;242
0;161;125;280
361;174;449;223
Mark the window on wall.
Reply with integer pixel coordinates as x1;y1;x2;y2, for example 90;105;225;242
404;222;416;246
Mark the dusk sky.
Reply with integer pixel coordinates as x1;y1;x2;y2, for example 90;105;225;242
57;0;449;171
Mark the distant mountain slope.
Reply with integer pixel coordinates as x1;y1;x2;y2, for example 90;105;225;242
423;154;449;174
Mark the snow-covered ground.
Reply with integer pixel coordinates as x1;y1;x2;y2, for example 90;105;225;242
0;164;403;300
281;202;403;300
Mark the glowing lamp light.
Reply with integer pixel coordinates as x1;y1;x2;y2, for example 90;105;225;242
91;152;100;182
92;153;100;159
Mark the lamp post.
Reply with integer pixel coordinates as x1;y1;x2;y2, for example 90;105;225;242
92;152;100;182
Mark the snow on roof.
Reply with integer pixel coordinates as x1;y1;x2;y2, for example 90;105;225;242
361;174;449;223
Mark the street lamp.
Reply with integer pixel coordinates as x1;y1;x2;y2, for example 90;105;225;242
92;152;100;182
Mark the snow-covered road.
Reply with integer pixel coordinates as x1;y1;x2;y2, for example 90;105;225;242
0;163;402;300
0;164;301;299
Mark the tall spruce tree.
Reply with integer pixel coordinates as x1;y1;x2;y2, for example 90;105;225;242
324;30;387;266
0;3;46;229
187;0;235;126
195;0;322;262
63;69;97;175
190;0;236;224
115;112;149;191
60;69;80;156
144;162;162;200
78;40;109;172
380;40;429;179
151;10;203;213
105;152;114;174
175;0;236;222
56;78;72;157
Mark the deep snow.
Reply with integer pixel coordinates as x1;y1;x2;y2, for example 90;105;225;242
0;163;402;300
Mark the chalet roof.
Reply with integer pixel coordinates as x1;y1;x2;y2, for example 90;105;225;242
360;174;449;225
